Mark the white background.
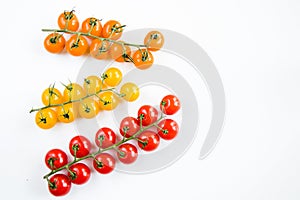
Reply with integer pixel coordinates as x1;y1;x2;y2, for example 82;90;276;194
1;0;300;199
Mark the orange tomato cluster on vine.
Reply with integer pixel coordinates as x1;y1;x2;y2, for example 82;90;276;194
43;10;165;70
34;67;140;129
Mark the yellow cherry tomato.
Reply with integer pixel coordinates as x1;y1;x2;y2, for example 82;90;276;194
41;86;63;106
83;75;107;94
120;82;140;102
102;67;122;87
35;108;57;129
56;103;78;123
98;91;119;111
78;98;100;119
63;83;86;102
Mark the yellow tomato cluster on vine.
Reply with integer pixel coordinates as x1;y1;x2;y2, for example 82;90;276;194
43;10;164;70
33;67;140;130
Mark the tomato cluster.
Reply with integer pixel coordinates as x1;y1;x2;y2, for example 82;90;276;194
33;67;140;129
43;10;164;70
44;94;180;196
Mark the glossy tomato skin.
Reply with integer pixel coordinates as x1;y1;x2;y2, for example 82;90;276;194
137;105;158;126
120;82;140;102
144;31;164;51
45;149;68;170
95;127;117;148
44;33;65;54
117;143;138;164
89;39;110;60
69;135;92;158
137;131;160;151
81;17;102;37
102;20;123;40
48;174;71;196
160;95;181;115
41;86;63;106
66;35;89;56
35;108;57;129
57;11;79;31
68;163;91;185
119;116;140;138
93;153;116;174
132;49;154;70
157;119;179;140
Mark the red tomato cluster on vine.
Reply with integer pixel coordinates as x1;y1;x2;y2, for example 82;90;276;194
43;10;165;70
44;94;181;196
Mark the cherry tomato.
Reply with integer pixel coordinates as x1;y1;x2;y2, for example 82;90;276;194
41;86;63;106
132;49;154;70
83;75;107;94
35;108;57;129
56;103;78;123
120;82;139;102
109;41;132;61
144;31;164;51
103;67;122;87
95;127;116;148
93;153;115;174
98;91;119;111
81;17;102;37
66;35;89;56
69;135;91;158
89;39;110;60
137;105;158;126
63;83;86;102
44;33;65;54
45;149;68;170
157;119;179;140
119;116;140;138
115;45;132;62
102;20;124;40
78;98;100;119
68;163;91;185
57;10;79;31
137;131;160;151
48;174;71;196
160;94;181;115
117;143;138;164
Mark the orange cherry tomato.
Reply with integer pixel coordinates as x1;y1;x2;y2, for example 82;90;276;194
90;39;110;60
144;31;164;51
132;49;154;70
57;10;79;31
102;20;124;40
44;33;65;54
66;35;89;56
109;41;132;62
81;17;102;37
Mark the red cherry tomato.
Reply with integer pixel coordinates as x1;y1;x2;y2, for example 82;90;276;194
69;135;91;158
95;127;117;148
68;163;91;185
117;143;138;164
48;174;71;196
93;153;116;174
137;131;160;151
119;116;140;138
160;95;181;115
137;105;158;126
45;149;68;170
157;119;179;140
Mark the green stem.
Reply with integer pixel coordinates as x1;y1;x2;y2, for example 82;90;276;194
43;115;165;180
29;86;124;113
41;28;147;48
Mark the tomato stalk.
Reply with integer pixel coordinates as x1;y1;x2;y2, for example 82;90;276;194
41;28;148;49
42;114;165;180
29;84;123;113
